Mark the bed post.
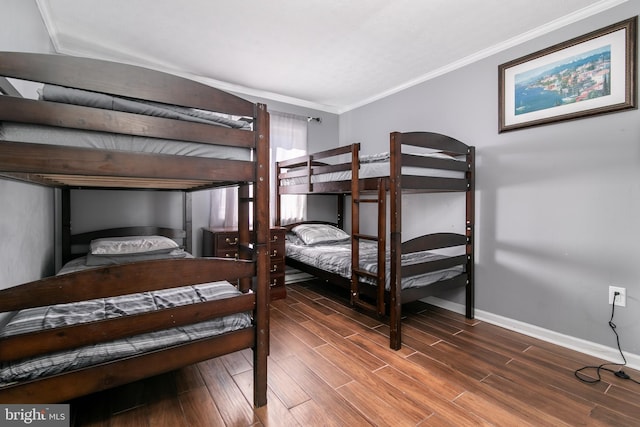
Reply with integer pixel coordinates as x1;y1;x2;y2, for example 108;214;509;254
389;132;402;350
184;192;192;254
253;103;270;408
237;184;251;292
465;146;475;319
61;188;71;266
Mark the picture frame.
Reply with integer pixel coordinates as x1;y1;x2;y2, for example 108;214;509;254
498;16;637;133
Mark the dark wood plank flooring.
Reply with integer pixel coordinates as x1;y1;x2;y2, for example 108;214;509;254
70;280;640;426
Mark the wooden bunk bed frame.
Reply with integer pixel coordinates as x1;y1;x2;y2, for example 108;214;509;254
276;132;475;349
0;52;270;406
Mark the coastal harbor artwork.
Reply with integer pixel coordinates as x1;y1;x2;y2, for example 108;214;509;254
514;45;611;116
499;17;636;132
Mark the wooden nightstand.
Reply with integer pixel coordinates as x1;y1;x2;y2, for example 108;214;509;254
202;227;286;300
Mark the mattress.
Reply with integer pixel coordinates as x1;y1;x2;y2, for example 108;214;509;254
40;84;252;130
286;239;463;291
0;83;254;161
0;258;252;385
280;151;465;186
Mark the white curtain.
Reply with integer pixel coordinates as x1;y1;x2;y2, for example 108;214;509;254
209;111;307;228
208;185;238;228
270;112;307;225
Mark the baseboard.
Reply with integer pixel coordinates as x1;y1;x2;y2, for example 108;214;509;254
422;296;640;371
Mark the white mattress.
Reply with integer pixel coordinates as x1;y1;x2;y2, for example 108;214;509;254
281;152;465;186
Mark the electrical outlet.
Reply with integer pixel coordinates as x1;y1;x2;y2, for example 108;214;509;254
609;286;626;307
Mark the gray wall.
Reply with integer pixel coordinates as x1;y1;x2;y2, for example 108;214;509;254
340;2;640;355
0;0;55;292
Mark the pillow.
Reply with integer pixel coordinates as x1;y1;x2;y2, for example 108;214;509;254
85;248;187;266
90;235;179;255
291;224;350;245
285;232;305;246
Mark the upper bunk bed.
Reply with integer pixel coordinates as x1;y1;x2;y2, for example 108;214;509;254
276;132;475;350
0;52;270;406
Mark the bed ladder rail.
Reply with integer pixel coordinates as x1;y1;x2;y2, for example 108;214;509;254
351;177;386;316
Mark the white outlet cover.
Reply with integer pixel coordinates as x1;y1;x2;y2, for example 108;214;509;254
609;286;626;307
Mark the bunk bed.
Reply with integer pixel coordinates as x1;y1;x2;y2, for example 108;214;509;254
276;132;475;349
0;52;270;406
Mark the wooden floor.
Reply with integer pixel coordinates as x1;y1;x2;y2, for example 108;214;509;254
70;280;640;426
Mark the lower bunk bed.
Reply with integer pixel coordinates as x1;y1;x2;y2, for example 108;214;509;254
284;222;470;333
0;228;260;404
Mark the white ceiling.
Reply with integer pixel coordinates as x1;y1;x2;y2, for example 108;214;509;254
36;0;624;113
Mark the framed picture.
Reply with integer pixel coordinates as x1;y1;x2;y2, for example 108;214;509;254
499;16;637;132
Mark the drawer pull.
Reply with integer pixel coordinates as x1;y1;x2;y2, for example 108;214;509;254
225;237;238;245
273;235;278;241
270;278;277;287
270;265;278;273
271;249;278;257
225;253;238;258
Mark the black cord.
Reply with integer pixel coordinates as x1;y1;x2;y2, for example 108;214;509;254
574;293;640;385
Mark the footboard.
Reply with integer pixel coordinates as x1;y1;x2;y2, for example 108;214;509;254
395;233;470;304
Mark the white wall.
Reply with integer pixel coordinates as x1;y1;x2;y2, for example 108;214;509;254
0;0;55;292
340;2;640;358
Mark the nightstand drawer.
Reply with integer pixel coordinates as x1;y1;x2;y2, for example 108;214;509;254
202;227;287;301
270;275;285;289
218;249;239;259
216;232;240;252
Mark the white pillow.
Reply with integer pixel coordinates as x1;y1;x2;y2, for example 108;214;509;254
90;235;179;255
291;224;350;245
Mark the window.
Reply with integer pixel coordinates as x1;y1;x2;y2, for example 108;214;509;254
209;111;307;227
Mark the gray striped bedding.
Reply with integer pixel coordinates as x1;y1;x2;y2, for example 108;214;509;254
286;240;463;290
0;272;252;385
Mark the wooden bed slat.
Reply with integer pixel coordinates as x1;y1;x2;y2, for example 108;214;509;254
402;233;468;253
0;96;256;148
0;52;255;117
0;327;256;404
0;258;255;312
34;175;213;189
0;141;255;184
